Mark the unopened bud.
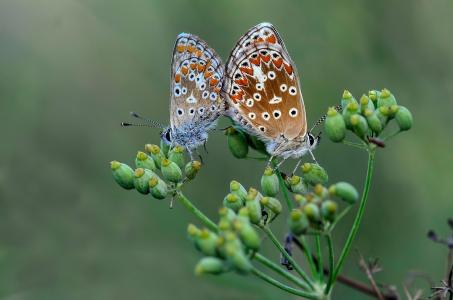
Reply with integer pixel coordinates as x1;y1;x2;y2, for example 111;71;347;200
135;151;157;171
287;175;308;194
145;144;165;169
195;257;225;276
233;218;260;251
294;194;307;206
260;197;282;215
360;94;374;113
223;193;243;212
160;138;170;157
110;161;135;190
365;109;383;134
350;114;369;139
289;209;309;235
230;180;248;202
341;90;357;108
329;182;359;204
325;107;346;143
261;167;280;196
377;88;397;108
197;228;219;256
343;102;360;129
395;106;413;131
321;200;338;222
219;207;236;223
303;203;321;222
313;184;328;199
225;244;252;274
148;176;168;199
161;159;183;183
225;127;249;159
185;160;202;180
301;163;328;186
245;188;262;225
133;168;155;194
168;145;185;169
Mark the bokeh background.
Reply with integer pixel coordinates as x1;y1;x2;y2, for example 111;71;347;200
1;0;453;299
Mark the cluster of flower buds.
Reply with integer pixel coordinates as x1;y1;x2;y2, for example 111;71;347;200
283;163;359;235
225;126;268;158
110;140;202;200
325;89;413;143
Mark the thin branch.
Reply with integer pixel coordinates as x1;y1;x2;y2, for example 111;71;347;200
358;254;385;300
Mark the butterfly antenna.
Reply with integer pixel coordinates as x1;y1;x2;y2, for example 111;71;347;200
129;111;164;128
121;122;155;128
309;104;342;133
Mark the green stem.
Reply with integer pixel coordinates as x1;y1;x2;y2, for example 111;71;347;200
325;149;376;294
254;254;310;290
382;130;401;141
297;236;318;278
328;206;351;232
342;140;367;149
276;169;294;210
176;191;311;291
261;226;314;289
325;234;335;294
175;192;217;232
315;235;324;282
251;268;318;300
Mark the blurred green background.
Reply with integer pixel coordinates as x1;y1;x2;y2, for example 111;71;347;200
1;0;453;299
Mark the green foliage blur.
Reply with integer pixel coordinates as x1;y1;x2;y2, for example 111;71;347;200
1;0;452;299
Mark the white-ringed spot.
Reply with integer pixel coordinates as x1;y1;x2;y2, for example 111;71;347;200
189;107;195;115
202;91;209;99
182;87;188;95
259;126;266;132
289;86;297;95
177;108;184;116
210;105;217;111
280;84;287;92
268;71;276;80
246;99;254;107
248;112;256;119
174;87;181;96
253;93;261;101
210;92;217;101
273;110;282;119
198;107;205;115
256;83;263;91
289;108;298;118
269;95;282;104
262;112;270;121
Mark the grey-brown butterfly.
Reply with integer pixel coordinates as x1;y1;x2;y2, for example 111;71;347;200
124;33;224;159
222;23;319;169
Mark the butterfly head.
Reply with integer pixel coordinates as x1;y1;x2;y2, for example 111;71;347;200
307;132;321;150
160;127;173;145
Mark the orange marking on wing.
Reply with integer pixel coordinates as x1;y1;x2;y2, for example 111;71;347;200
187;45;196;53
195;50;203;57
176;45;186;53
205;60;212;68
250;57;261;66
255;37;264;44
197;64;205;72
214;87;221;93
284;63;293;74
204;71;213;79
210;78;219;86
240;67;253;76
235;78;248;86
273;57;283;69
174;73;181;83
231;94;241;103
181;66;189;75
266;34;276;44
190;63;196;70
260;54;271;63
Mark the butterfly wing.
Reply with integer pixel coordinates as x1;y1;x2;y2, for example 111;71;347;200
170;33;224;130
223;23;307;141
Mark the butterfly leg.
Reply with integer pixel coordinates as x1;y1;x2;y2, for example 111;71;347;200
267;155;275;167
273;158;287;172
308;149;319;165
187;147;195;161
291;159;302;176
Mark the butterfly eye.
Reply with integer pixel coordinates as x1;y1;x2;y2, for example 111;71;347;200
289;86;297;95
174;87;181;96
267;71;276;80
177;108;184;116
253;93;261;101
262;112;270;121
289;108;298;118
165;130;171;142
182;87;187;94
308;134;315;146
280;84;288;92
202;91;209;99
273;110;281;119
209;92;217;101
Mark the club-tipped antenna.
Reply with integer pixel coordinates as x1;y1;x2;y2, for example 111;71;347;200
309;104;343;133
129;111;165;129
121;122;155;128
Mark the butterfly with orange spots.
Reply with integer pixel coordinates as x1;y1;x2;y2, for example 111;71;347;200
223;23;320;169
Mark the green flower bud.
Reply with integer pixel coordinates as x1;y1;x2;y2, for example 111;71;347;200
225;244;253;274
329;182;359;204
218;219;232;232
260;167;279;197
364;109;383;134
306;193;322;205
341;90;357;108
350;114;369;139
388;104;399;118
197;228;219;256
168;145;185;169
110;161;135;189
289;209;309;235
325;107;346;143
219;207;236;223
395;106;413;131
360;94;374;113
225;127;249;159
161;159;183;183
184;160;202;180
187;224;202;249
148;176;168;199
233;214;260;251
301;163;328;186
287;175;308;194
313;184;328;199
260;197;282;215
133;168;155;194
160;139;170;157
375;107;389;127
246;134;268;155
377;88;397;108
245;188;262;225
230;180;248;202
195;257;225;276
223;193;243;212
294;194;308;206
303;203;321;223
368;90;380;107
321;200;338;222
145;144;165;169
135;151;157;171
343;102;360;129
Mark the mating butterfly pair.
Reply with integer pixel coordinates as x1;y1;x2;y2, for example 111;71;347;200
135;23;320;165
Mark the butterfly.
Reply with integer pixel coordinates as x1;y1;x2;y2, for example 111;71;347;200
123;33;224;159
222;23;320;169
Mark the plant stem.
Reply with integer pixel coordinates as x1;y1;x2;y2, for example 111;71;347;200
325;234;334;294
328;206;351;232
251;268;318;300
297;236;318;278
325;148;376;294
315;235;324;282
254;253;310;290
176;191;312;292
276;169;294;210
261;226;314;289
175;192;217;232
342;140;367;149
